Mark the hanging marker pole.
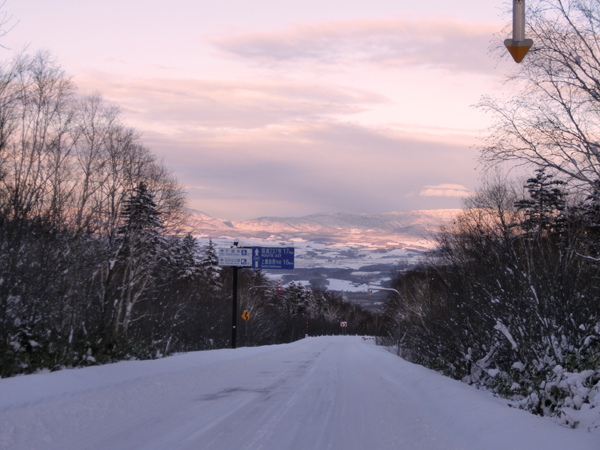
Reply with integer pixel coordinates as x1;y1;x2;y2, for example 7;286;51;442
513;0;525;42
504;0;533;63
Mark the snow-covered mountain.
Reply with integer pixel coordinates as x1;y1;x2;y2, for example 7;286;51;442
185;209;460;309
184;209;459;248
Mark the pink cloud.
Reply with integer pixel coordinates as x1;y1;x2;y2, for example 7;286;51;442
420;184;471;197
138;120;478;218
75;74;386;130
72;74;479;219
212;17;503;73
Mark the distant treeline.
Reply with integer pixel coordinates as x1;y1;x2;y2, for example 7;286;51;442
0;51;380;378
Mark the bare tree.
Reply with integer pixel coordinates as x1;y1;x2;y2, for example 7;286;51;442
480;0;600;191
70;94;119;234
0;1;17;48
0;51;75;221
0;50;194;374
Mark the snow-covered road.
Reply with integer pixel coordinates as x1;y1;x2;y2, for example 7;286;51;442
0;336;597;450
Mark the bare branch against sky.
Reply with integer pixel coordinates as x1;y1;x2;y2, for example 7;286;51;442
0;0;17;48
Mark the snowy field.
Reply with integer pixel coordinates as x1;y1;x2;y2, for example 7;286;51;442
201;236;424;302
190;209;452;302
201;236;427;271
0;337;597;450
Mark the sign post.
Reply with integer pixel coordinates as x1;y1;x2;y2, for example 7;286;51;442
340;321;348;335
232;266;238;348
218;243;295;349
218;246;252;349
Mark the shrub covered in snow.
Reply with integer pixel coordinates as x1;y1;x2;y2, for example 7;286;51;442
382;173;600;431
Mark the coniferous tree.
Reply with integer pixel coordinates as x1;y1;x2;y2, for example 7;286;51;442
200;238;221;291
174;233;200;279
581;180;600;232
202;238;218;267
514;168;568;235
118;181;163;250
114;181;165;335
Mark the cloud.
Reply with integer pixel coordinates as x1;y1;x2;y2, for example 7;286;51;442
74;74;480;219
420;184;471;198
212;17;503;73
76;74;386;130
139;121;479;218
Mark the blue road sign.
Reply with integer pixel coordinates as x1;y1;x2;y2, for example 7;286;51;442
252;247;294;270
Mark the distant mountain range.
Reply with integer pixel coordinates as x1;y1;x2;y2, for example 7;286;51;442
184;209;460;248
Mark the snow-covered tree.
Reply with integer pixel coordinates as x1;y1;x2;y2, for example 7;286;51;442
201;238;218;266
113;181;165;335
200;238;221;290
171;233;200;279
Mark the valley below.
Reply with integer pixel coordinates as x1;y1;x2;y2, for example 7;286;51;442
186;209;459;311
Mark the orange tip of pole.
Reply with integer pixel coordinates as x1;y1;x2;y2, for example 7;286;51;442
504;39;533;63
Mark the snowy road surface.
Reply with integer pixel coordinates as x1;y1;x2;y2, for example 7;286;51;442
0;336;597;450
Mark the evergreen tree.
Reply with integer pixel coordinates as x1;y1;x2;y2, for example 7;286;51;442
202;238;219;267
572;179;600;257
514;169;568;235
200;238;221;290
582;180;600;232
113;181;165;335
284;281;314;316
175;233;200;279
118;181;163;252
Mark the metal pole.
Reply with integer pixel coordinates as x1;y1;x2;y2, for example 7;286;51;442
232;266;238;349
513;0;525;42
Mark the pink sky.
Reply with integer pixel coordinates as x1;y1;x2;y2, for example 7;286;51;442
2;0;515;219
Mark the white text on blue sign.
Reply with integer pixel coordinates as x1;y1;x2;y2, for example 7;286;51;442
252;247;295;270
